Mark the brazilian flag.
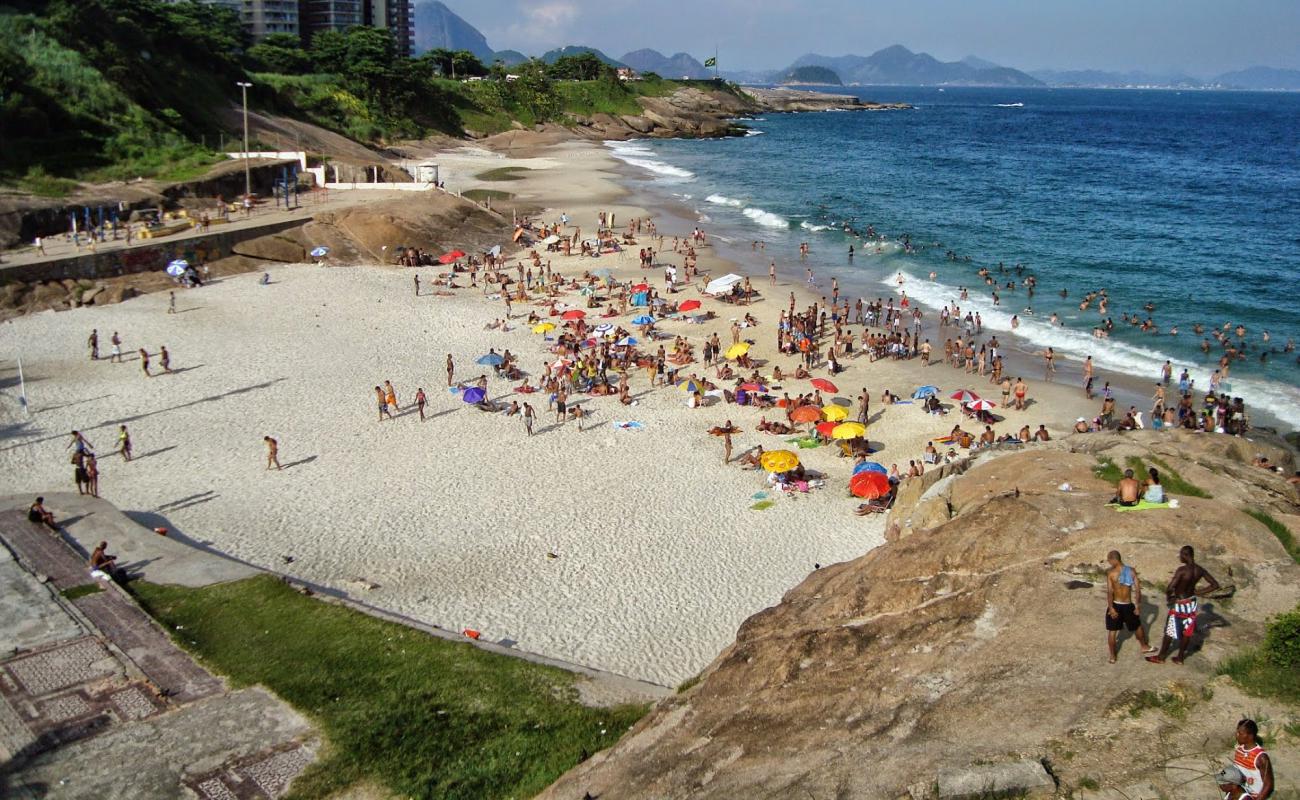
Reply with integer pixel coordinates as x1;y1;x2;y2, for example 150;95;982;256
704;56;717;68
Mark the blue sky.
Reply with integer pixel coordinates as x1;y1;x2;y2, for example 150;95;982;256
441;0;1300;75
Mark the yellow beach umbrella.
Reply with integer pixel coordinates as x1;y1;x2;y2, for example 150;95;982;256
533;322;556;334
831;422;867;440
822;405;849;422
725;342;750;360
760;449;800;473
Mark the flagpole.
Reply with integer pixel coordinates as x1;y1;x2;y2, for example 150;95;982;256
17;354;29;415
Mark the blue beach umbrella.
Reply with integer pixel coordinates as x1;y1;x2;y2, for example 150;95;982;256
631;315;656;325
166;259;188;277
476;353;504;366
912;385;939;399
462;387;486;404
310;246;330;258
853;461;888;476
616;336;638;347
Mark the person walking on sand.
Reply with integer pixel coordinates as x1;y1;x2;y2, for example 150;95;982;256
264;436;281;470
555;386;568;425
383;380;398;412
523;402;535;436
118;425;132;462
159;345;171;374
857;389;870;424
374;386;393;421
573;403;585;431
1105;550;1154;663
168;291;176;314
110;331;122;363
718;419;738;464
769;261;776;286
88;329;99;360
85;454;100;497
1013;377;1027;411
446;354;455;387
413;273;420;296
415;387;427;421
1044;347;1056;380
1147;545;1220;665
139;348;151;377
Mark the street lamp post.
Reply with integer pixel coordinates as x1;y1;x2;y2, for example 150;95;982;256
236;81;253;202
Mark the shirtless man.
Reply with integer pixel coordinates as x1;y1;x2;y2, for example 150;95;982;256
88;329;99;360
1105;550;1154;662
1012;377;1027;411
375;386;392;421
139;348;151;377
110;331;122;363
264;436;282;470
85;454;99;497
1113;468;1141;506
446;354;455;387
159;345;171;374
1147;545;1220;664
90;541;118;576
523;402;535;436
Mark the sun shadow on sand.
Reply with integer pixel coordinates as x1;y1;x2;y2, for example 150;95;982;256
280;455;317;470
131;445;177;461
0;378;287;453
156;490;219;512
36;394;116;414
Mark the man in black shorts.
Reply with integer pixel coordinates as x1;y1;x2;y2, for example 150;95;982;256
1106;550;1154;663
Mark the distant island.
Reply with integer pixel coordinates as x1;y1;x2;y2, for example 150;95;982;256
781;65;843;86
782;46;1043;87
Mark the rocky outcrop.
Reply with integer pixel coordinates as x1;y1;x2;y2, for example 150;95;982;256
539;431;1300;800
745;86;911;113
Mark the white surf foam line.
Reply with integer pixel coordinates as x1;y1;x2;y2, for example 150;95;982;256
604;140;695;180
742;207;789;229
801;221;834;232
888;267;1300;429
706;194;744;207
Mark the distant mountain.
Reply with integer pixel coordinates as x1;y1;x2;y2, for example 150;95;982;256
1031;69;1203;88
412;1;493;60
620;49;709;79
492;49;529;67
539;46;626;68
789;45;1043;87
960;55;1002;71
1213;66;1300;91
782;65;842;86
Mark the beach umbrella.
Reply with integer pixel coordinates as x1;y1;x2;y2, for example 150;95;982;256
811;378;838;393
593;323;614;335
739;382;767;392
632;315;656;325
165;259;188;277
912;385;939;399
631;283;650;292
704;273;743;295
677;378;706;394
310;246;330;259
551;358;571;370
461;387;486;404
616;336;638;346
489;245;502;257
853;461;888;476
679;299;702;312
760;449;800;473
815;421;839;437
832;422;867;440
561;309;586;320
533;322;556;334
850;470;891;499
476;353;504;366
822;405;849;422
541;235;560;245
790;405;823;424
968;399;997;411
438;250;466;264
950;390;980;403
725;342;750;360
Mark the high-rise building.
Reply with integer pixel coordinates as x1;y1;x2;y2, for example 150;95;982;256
364;0;415;58
298;0;363;45
245;0;300;39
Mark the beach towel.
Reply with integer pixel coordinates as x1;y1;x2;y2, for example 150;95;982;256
750;500;775;511
613;421;644;431
785;437;821;449
1108;500;1170;512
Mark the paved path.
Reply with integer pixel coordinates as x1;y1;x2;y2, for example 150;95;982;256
0;506;316;798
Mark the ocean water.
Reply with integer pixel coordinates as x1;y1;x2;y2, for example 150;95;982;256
607;86;1300;429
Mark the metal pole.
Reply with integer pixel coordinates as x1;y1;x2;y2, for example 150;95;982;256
237;81;253;200
17;355;28;415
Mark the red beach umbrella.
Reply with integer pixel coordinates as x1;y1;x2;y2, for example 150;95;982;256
950;390;980;403
632;283;650;292
790;405;823;424
561;309;586;320
815;421;838;437
850;470;891;499
968;399;997;411
810;378;838;393
679;299;701;312
438;251;465;264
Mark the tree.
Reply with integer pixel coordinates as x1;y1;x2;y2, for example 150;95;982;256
548;52;607;81
248;33;309;74
422;48;485;79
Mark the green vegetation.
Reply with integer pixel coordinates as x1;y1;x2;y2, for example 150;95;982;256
1217;605;1300;705
60;583;104;601
1094;455;1211;498
130;575;646;800
1124;686;1194;720
15;166;80;198
461;189;514;202
783;65;843;85
475;166;531;182
1093;457;1123;483
1245;509;1300;564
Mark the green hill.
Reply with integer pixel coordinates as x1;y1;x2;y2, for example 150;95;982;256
781;65;843;85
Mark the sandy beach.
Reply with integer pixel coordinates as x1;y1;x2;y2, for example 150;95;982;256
0;137;1100;686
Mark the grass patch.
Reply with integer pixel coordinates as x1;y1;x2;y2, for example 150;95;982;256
13;166;80;198
1217;648;1300;706
1245;509;1300;564
461;188;515;203
476;166;531;182
1132;455;1211;498
1093;457;1123;483
553;79;643;117
60;583;103;601
131;575;647;800
676;673;702;693
1125;687;1194;719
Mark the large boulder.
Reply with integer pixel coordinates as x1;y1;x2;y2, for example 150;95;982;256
231;233;306;264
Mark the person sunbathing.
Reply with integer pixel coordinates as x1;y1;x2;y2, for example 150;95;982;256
737;446;765;470
794;364;810;379
757;416;794;435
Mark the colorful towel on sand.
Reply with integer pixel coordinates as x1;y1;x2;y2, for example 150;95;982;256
613;421;644;430
785;437;821;449
750;500;775;511
1108;500;1170;512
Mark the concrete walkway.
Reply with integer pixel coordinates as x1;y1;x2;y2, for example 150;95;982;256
0;499;316;799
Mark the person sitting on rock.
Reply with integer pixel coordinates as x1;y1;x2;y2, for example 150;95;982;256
27;496;56;527
90;540;118;578
1112;469;1141;507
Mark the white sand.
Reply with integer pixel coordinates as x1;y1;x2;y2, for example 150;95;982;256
0;140;1097;687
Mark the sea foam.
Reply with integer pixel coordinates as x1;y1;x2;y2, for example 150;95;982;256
706;194;744;207
743;207;790;229
605;141;695;180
